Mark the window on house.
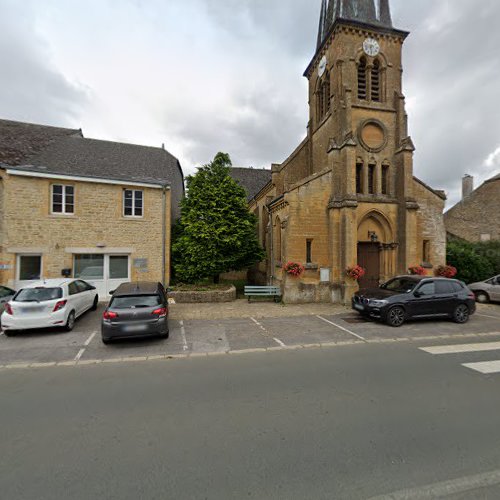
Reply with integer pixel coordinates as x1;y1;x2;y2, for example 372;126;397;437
371;59;381;102
52;185;74;214
358;57;367;100
382;165;389;195
423;240;431;263
306;240;313;264
317;72;331;122
123;189;144;217
368;164;376;194
356;162;363;194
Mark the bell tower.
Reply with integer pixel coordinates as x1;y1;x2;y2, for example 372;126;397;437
304;0;418;294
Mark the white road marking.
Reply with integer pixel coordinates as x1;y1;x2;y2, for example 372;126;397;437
74;331;97;361
369;468;500;499
316;315;367;342
250;317;286;347
179;320;188;351
477;313;500;320
420;341;500;355
462;360;500;374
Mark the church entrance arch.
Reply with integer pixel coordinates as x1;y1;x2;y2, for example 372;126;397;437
357;211;396;289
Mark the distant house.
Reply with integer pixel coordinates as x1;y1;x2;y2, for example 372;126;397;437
445;173;500;242
0;119;184;296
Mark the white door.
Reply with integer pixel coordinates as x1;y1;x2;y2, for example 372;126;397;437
74;254;130;301
16;255;42;289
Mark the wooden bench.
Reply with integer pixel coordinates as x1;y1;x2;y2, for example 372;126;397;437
244;286;282;303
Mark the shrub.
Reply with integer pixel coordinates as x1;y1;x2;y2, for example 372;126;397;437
346;265;366;281
284;262;305;277
435;265;458;279
446;240;495;283
408;265;426;276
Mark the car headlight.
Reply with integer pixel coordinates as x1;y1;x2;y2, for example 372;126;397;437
368;299;389;307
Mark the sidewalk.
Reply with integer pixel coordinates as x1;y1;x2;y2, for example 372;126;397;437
169;299;349;321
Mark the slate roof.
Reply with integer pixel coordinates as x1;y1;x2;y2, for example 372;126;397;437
486;172;500;183
10;135;183;187
0;119;81;166
317;0;395;49
230;167;272;201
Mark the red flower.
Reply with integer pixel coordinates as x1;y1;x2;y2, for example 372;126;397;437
434;265;458;278
346;265;366;281
408;266;426;276
284;262;305;277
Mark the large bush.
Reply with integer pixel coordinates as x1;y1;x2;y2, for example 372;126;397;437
446;240;496;284
173;152;264;284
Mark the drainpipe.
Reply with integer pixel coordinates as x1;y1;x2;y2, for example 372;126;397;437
162;185;168;287
266;204;274;285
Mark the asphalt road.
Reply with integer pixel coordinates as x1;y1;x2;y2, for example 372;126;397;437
3;335;500;499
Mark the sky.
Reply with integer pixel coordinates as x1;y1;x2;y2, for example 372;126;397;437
1;0;500;207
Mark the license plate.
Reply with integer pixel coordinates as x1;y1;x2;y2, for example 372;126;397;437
124;324;147;333
354;304;365;311
20;306;44;314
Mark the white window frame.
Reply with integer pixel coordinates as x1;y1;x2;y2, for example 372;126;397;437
51;184;75;215
123;189;144;218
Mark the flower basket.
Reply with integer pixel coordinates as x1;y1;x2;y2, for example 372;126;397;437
346;265;366;281
408;265;426;276
283;262;305;277
434;265;457;278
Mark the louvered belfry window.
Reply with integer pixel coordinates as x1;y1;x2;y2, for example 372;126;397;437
371;59;381;102
358;57;367;100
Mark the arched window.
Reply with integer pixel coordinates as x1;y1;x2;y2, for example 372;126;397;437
368;163;376;194
358;57;367;100
317;72;331;122
371;59;381;102
275;216;282;265
356;161;364;194
382;163;390;195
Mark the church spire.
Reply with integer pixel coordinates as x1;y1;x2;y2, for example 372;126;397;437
317;0;394;49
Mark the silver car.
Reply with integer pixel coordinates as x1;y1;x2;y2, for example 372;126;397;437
468;275;500;304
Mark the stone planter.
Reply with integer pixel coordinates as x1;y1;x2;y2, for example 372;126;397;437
168;285;237;304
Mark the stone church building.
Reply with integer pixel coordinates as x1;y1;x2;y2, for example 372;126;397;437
247;0;447;303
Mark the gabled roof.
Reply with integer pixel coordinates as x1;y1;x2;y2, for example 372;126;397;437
0;119;81;166
230;167;272;201
486;172;500;183
11;135;183;187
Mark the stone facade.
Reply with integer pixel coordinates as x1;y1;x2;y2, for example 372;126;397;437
445;174;500;242
248;1;447;304
0;170;171;294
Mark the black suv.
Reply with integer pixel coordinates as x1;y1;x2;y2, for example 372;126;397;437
352;276;476;327
102;282;169;344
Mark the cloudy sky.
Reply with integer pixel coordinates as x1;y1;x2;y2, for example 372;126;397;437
1;0;499;206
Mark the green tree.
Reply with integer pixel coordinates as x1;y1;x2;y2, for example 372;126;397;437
173;152;264;284
446;240;494;284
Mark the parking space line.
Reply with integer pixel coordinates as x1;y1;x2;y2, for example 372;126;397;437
477;313;500;320
74;331;98;361
250;317;287;347
179;320;188;351
316;315;367;342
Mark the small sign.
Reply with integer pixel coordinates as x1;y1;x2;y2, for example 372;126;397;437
0;264;13;270
134;258;148;269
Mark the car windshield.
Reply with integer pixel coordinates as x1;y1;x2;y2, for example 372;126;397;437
381;278;419;293
15;287;63;303
110;295;161;309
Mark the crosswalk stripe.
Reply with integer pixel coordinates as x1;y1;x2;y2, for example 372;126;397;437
420;341;500;355
462;360;500;374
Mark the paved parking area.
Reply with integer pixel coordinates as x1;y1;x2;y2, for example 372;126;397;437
0;304;498;368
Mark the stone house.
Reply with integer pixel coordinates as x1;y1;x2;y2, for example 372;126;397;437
445;173;500;242
0;119;184;298
245;0;447;303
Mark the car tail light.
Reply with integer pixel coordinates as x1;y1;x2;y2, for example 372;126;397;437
4;303;13;315
53;300;67;312
103;310;118;320
468;293;476;299
152;307;168;318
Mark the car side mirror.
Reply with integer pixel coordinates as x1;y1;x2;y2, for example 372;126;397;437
414;290;423;298
109;290;115;295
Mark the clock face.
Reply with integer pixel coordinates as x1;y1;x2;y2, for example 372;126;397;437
318;56;327;77
363;38;380;57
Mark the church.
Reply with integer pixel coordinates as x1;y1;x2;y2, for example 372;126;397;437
247;0;447;304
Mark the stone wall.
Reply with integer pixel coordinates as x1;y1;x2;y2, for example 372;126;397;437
0;172;171;286
445;179;500;242
168;285;236;303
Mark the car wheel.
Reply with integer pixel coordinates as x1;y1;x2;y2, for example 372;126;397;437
65;311;76;332
454;304;470;324
475;291;490;304
91;296;99;311
3;330;17;337
387;306;406;327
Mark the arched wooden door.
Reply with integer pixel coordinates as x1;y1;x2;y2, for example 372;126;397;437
357;242;381;289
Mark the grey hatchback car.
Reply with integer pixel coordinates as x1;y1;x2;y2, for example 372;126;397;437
101;282;169;344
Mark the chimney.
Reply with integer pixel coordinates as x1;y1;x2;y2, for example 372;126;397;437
462;174;474;200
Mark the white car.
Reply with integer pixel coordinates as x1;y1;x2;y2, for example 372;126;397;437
1;279;99;336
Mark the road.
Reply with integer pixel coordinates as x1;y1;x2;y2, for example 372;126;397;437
3;333;500;499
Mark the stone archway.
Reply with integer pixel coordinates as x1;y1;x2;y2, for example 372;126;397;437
357;211;396;288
